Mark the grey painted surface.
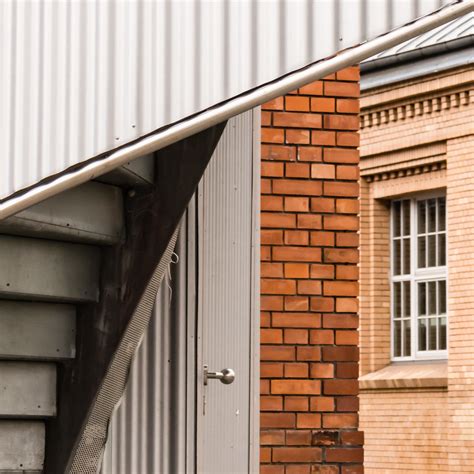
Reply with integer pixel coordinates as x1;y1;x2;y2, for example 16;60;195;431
0;301;76;360
97;154;155;189
102;220;193;473
0;181;124;245
0;235;100;302
0;362;56;417
196;110;257;473
102;110;259;472
0;421;44;471
0;0;455;200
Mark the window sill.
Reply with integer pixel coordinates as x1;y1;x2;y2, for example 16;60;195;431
359;361;447;391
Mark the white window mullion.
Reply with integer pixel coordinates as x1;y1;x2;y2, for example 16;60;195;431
411;198;417;361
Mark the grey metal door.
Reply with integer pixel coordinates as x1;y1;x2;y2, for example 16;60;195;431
195;110;260;474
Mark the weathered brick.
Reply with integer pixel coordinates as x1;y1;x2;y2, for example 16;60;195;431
272;447;322;462
273;246;322;262
311;164;336;180
284;361;309;377
285;230;309;246
272;379;321;395
261;262;284;278
261;412;295;428
285;96;310;112
323;413;358;429
274;112;321;128
261;362;284;378
261;328;284;344
285;296;309;311
322;346;359;362
298;146;323;163
273;179;322;196
310;363;335;379
261;429;285;445
285;263;310;279
261;345;295;361
297;413;322;429
285;397;310;412
272;313;321;329
324;81;359;98
286;163;311;179
262;144;297;161
311;130;336;146
286;129;311;144
261;213;296;229
323;379;359;395
261;195;284;211
262;127;285;143
261;295;284;311
310;330;334;345
261;278;296;295
261;395;284;411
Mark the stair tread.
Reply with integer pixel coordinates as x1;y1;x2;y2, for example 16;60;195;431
0;301;76;360
0;235;100;303
0;181;124;245
0;361;56;417
0;421;44;471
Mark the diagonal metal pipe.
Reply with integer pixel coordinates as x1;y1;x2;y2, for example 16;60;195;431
0;0;472;221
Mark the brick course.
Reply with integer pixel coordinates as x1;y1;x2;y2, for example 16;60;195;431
261;67;362;473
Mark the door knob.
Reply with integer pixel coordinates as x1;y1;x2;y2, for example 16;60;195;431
203;365;236;385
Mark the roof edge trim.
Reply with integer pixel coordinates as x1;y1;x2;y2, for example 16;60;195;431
0;0;472;221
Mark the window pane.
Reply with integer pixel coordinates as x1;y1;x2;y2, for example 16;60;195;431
403;281;411;317
393;240;401;275
428;281;437;315
418;282;426;316
418;200;426;234
418;319;427;351
428;234;436;267
393;282;401;318
428;318;437;350
428;199;436;233
393;201;401;237
438;234;446;266
438;280;447;314
402;200;410;236
438;197;446;231
394;320;402;357
404;320;411;357
403;238;411;274
439;317;447;350
418;237;426;268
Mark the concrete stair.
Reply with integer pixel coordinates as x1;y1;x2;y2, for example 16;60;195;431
0;158;154;471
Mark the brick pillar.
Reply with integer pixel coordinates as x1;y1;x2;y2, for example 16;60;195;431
447;135;474;472
260;67;363;474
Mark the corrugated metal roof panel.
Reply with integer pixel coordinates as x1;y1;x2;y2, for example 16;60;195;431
0;0;464;200
366;10;473;61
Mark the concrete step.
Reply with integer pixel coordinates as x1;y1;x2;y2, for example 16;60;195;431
0;362;56;417
0;235;100;303
97;153;155;189
0;181;124;245
0;421;44;471
0;301;76;360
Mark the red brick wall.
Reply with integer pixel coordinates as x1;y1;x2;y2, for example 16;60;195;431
260;67;363;474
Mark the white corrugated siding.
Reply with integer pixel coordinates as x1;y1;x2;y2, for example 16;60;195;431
102;219;193;473
0;0;454;200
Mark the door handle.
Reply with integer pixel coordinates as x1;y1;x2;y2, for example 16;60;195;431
203;365;235;385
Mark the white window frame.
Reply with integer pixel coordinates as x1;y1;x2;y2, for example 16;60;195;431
390;190;448;362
